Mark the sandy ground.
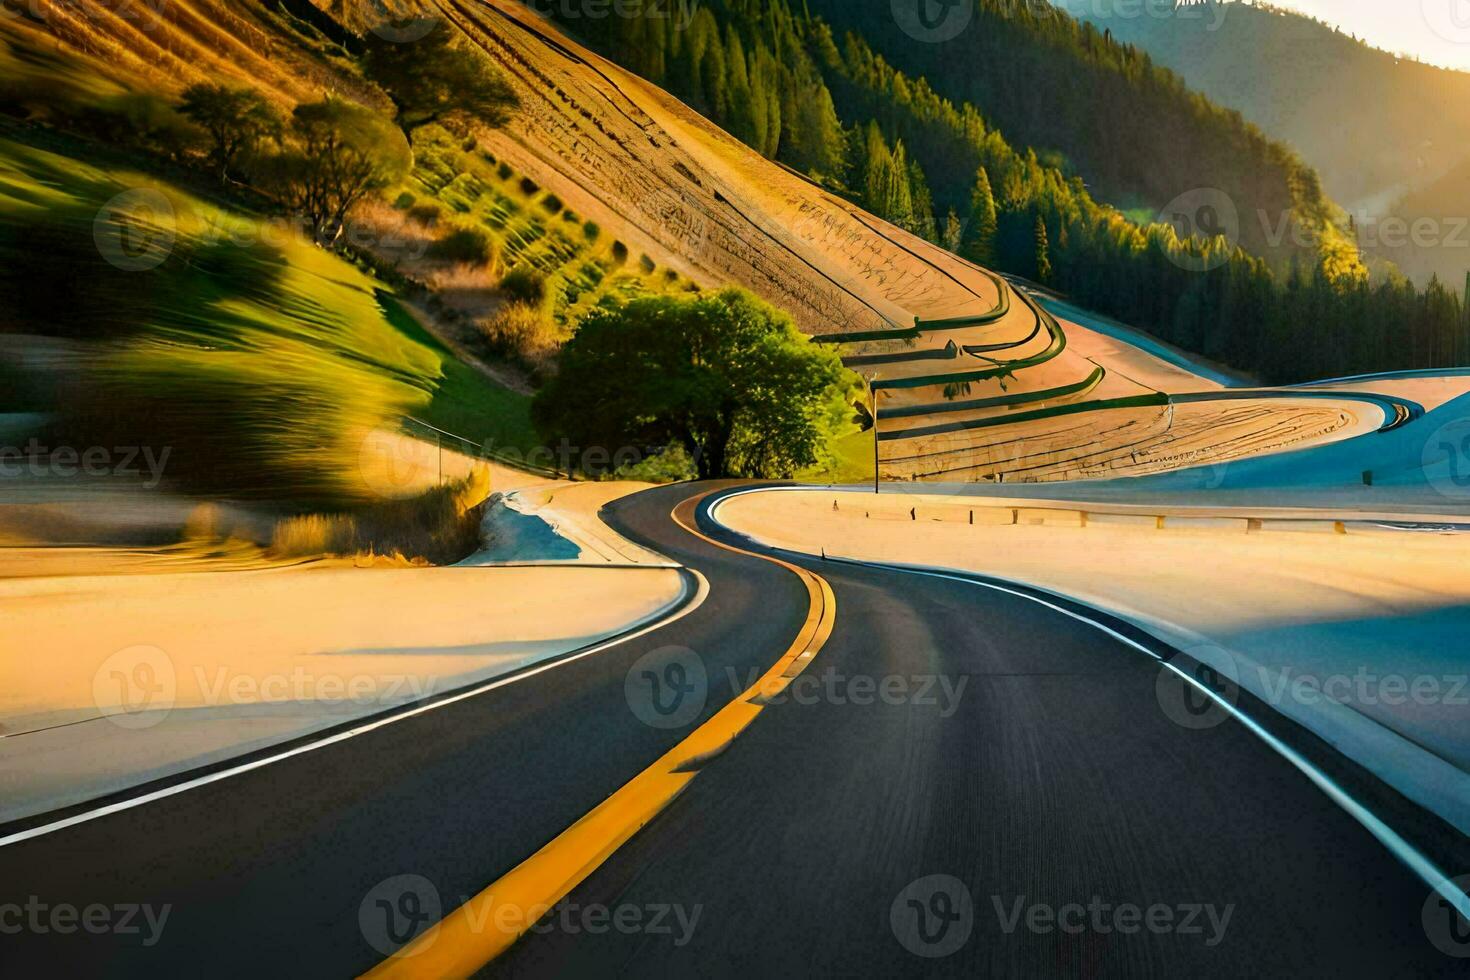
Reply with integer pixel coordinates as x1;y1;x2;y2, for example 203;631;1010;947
716;486;1470;834
0;562;685;824
0;436;684;824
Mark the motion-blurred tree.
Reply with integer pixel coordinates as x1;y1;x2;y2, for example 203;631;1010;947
254;98;410;245
178;84;281;181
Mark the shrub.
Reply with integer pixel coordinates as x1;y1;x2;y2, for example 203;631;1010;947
497;266;549;307
609;240;628;265
540;193;563;214
75;93;202;162
270;469;490;563
638;254;656;274
181;503;225;543
475;301;554;360
393;191;415;209
496;162;513;180
407;202;442;226
613;445;697;483
427;226;496;265
518;176;539;196
582;220;600;241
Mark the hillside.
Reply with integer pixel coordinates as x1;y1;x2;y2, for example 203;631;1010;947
798;0;1351;268
1083;0;1470;285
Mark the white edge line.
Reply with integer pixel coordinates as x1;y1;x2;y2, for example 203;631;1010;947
0;569;710;849
707;485;1470;920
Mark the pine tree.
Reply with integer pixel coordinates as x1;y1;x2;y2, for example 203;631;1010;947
943;208;963;253
906;155;937;242
964;166;998;266
1034;214;1053;284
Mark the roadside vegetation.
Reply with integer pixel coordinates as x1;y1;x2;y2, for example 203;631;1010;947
533;289;861;479
0;17;551;560
269;468;491;565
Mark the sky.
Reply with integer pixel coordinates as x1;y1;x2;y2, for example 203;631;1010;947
1244;0;1470;72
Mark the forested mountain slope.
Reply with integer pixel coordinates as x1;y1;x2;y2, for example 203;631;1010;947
1080;0;1470;287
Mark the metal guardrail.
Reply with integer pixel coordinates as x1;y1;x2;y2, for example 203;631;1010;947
401;417;563;479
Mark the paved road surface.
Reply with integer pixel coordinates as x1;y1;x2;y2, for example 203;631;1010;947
1;483;1463;976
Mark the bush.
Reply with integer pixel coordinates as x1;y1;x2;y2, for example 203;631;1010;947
407;202;442;226
582;220;600;241
518;176;539;196
427;226;496;265
540;193;563;214
613;445;697;483
393;192;416;209
475;301;554;362
72;94;202;162
496;162;513;180
270;468;490;563
497;266;549;307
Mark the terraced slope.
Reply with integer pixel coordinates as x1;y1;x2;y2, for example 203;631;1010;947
436;1;1396;483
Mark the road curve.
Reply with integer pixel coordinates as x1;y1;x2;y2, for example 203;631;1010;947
1;482;1465;976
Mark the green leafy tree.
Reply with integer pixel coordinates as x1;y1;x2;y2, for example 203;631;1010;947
362;19;518;136
178;83;281;180
533;289;858;479
255;98;410;245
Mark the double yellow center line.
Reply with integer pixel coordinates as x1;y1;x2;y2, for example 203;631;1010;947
362;491;837;978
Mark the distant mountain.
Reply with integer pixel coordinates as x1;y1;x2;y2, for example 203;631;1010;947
1072;0;1470;284
801;0;1352;270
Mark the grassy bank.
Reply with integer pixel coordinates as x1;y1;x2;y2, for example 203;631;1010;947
0;128;535;507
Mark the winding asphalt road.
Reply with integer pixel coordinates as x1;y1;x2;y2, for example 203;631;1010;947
1;482;1466;976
